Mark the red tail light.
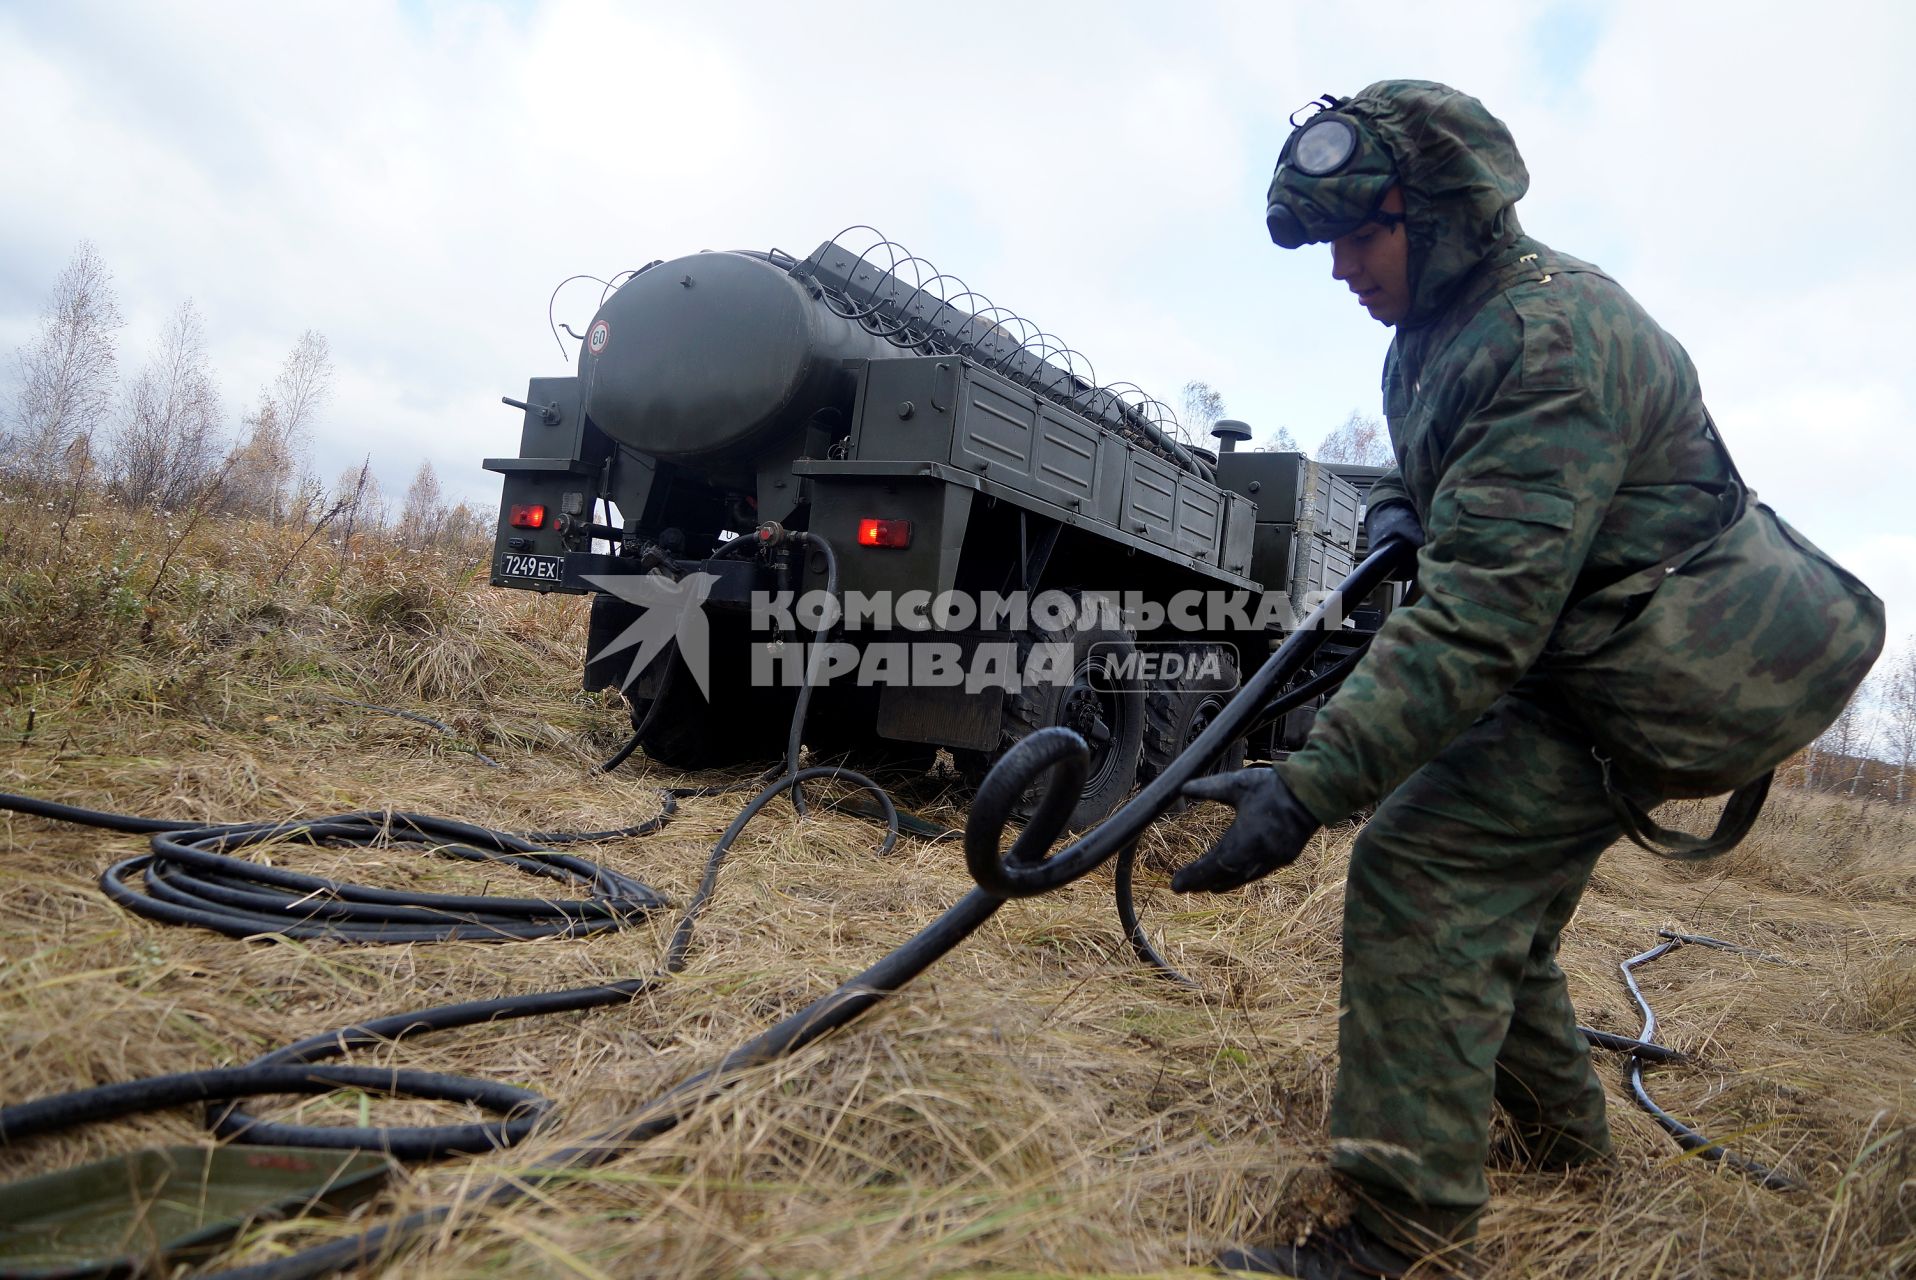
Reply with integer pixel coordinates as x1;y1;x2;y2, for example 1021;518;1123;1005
857;518;912;548
509;504;547;530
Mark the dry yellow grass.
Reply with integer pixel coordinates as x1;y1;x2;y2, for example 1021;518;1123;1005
1;490;1911;1278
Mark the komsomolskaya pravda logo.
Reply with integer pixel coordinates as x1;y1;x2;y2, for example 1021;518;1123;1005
584;572;721;699
581;574;1339;700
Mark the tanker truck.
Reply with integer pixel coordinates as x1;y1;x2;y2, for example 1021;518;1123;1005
484;231;1388;827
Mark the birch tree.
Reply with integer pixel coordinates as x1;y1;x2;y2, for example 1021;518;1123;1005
399;460;447;547
228;330;332;521
107;300;224;508
1315;410;1393;466
333;458;384;546
1181;380;1226;437
1808;673;1879;795
1881;642;1916;806
8;241;123;484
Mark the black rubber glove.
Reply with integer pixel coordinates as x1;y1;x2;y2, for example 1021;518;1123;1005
1364;498;1425;586
1365;499;1424;580
1171;767;1322;893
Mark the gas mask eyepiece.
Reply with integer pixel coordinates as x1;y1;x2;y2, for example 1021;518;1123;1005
1290;116;1357;176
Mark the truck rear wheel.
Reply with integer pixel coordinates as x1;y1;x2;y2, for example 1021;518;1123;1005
802;684;940;779
624;645;795;770
1139;644;1247;785
959;596;1145;830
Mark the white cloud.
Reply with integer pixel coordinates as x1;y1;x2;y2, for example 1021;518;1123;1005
1;0;1910;638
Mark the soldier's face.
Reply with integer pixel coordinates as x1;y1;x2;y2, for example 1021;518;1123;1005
1329;186;1410;326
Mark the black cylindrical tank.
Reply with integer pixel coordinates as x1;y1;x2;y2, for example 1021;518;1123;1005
578;251;898;470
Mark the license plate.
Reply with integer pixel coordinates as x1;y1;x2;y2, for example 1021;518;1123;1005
501;552;563;582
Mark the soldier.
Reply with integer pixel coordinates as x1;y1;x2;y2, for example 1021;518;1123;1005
1173;81;1884;1278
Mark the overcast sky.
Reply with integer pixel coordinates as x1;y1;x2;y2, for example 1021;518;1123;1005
3;0;1912;644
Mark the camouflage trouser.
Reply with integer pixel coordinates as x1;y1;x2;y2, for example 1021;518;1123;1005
1328;683;1628;1252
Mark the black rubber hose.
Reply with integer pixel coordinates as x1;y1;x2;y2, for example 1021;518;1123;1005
207;759;889;1156
1619;931;1803;1191
1113;837;1196;989
596;726;647;774
0;764;900;1163
781;530;839;816
596;648;674;773
3;529;874;1166
204;737;1069;1280
0;1065;548;1153
965;538;1414;901
0;789;189;834
45;807;674;945
1580;1026;1688;1064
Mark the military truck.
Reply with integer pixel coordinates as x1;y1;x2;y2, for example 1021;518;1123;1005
485;231;1385;826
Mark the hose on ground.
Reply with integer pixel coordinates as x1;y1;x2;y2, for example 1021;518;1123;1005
0;762;898;1162
1620;930;1804;1191
0;793;674;945
205;737;1055;1280
0;524;863;1163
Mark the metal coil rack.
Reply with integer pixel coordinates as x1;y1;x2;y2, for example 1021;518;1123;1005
785;227;1212;478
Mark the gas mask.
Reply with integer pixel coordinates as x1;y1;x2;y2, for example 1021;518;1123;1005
1265;96;1402;249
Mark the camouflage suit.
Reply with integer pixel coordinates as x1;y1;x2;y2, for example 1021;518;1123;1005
1265;82;1883;1252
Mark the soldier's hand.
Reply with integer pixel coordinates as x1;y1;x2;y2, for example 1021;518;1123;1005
1366;498;1424;550
1365;499;1423;581
1171;767;1321;893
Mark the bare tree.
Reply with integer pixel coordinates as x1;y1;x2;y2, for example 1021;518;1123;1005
1181;380;1226;438
399;460;447;547
1881;641;1916;806
272;331;332;447
1253;424;1303;453
438;500;492;553
8;241;123;485
1807;672;1880;795
1316;410;1393;466
225;396;291;519
332;458;384;553
226;331;332;521
107;299;224;508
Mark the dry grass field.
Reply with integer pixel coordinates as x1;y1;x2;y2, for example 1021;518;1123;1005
2;491;1911;1278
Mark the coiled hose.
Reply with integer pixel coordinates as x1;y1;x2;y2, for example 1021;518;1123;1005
2;793;673;944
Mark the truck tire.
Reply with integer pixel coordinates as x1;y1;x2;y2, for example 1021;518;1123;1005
1139;644;1247;786
959;595;1145;830
802;686;940;779
625;646;794;769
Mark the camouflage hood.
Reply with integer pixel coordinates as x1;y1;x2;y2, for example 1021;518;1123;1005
1267;80;1529;329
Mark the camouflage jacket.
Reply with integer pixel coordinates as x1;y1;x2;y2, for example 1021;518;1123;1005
1277;234;1738;823
1271;81;1754;823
